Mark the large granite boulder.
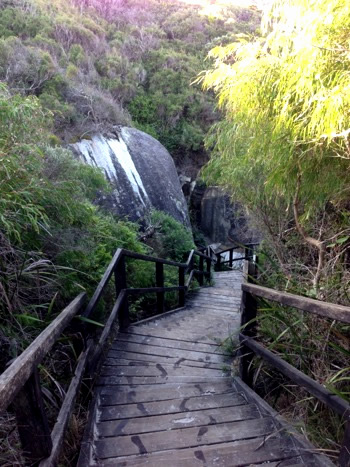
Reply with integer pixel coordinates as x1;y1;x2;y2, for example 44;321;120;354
198;186;260;245
70;127;190;228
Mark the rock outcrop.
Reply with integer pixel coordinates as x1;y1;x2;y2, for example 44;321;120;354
197;186;260;245
70;127;190;228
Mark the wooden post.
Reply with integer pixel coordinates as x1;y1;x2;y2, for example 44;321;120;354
12;367;52;463
156;262;165;314
206;258;211;283
229;249;233;268
239;260;258;386
339;420;350;467
244;245;249;260
216;254;221;271
178;267;185;307
115;255;129;330
199;256;204;286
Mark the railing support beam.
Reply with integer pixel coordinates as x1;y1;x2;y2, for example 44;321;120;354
115;256;129;330
12;368;52;463
179;267;185;307
156;262;165;314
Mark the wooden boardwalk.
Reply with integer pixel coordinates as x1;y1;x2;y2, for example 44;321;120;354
78;271;332;466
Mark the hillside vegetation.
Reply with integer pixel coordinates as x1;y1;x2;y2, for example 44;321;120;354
0;2;260;461
0;0;259;356
0;0;259;160
200;0;350;456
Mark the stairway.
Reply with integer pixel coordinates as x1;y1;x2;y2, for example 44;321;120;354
78;270;331;466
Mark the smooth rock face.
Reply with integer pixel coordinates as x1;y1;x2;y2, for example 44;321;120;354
200;186;260;245
70;128;190;227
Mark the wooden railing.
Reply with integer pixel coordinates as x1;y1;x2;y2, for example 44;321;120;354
203;243;258;270
0;246;213;465
240;256;350;466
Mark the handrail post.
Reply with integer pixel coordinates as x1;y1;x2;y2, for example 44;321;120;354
206;257;211;283
240;259;258;386
12;367;52;463
156;262;165;314
179;266;185;307
244;245;249;260
115;255;129;330
216;253;221;271
199;256;204;286
339;420;350;466
229;249;233;268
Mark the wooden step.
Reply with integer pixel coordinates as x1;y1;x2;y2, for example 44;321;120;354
99;391;247;419
94;417;276;458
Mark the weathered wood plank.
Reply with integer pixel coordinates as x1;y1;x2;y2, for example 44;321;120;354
104;355;223;370
110;341;227;364
95;417;276;458
115;332;227;354
100;363;224;378
103;353;223;370
127;326;229;344
39;344;92;467
241;334;350;420
0;293;86;412
97;404;260;436
97;375;230;386
243;283;350;324
99;437;301;467
99;381;236;404
99;392;246;419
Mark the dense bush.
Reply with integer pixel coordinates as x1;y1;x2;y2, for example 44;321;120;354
0;0;260;156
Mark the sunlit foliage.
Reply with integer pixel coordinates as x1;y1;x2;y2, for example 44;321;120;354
200;0;350;290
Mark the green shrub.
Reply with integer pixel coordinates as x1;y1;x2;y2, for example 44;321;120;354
150;211;194;262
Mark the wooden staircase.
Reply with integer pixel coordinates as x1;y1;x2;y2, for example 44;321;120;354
78;270;330;466
1;245;348;466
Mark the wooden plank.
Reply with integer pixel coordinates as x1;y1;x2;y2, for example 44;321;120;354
99;381;236;404
100;363;225;378
233;377;335;467
99;437;301;467
128;324;223;342
39;344;92;467
110;341;227;364
115;332;227;354
97;404;260;436
99;392;247;419
241;334;350;420
243;283;350;324
103;353;223;370
97;375;230;386
0;293;86;412
134;317;234;333
95;417;276;458
126;327;227;345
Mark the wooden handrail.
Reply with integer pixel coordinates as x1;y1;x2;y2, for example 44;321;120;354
4;241;265;463
0;243;215;464
240;254;350;465
82;248;123;318
240;334;350;421
242;283;350;324
0;293;86;412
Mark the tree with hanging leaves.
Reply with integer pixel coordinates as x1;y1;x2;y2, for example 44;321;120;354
199;0;350;294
